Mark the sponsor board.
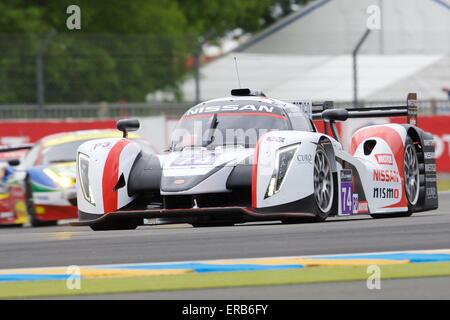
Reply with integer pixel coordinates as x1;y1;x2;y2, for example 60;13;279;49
171;153;219;166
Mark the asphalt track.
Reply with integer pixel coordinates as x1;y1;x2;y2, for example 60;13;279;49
0;194;448;270
0;194;449;299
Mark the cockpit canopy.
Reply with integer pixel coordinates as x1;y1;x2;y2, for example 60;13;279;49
170;99;313;151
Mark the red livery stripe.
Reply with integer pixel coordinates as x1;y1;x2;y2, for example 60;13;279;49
102;139;130;213
252;135;268;209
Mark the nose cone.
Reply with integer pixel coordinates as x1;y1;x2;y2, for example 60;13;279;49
161;147;253;194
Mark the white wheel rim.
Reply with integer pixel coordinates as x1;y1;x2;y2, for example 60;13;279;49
404;144;419;206
314;149;333;213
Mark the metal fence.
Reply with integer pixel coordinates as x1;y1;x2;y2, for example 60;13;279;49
0;33;197;106
0;99;448;120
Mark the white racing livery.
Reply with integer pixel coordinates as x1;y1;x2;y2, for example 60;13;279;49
74;89;438;231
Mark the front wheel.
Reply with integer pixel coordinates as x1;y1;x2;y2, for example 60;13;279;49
90;219;141;231
25;179;57;227
311;146;334;222
283;145;334;224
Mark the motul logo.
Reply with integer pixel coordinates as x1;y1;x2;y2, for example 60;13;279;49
373;169;400;183
375;154;393;165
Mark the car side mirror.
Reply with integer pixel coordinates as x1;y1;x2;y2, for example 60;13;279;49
322;109;349;122
116;119;140;138
7;159;20;166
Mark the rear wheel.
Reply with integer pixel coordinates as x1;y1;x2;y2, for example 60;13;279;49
282;145;334;224
25;179;57;227
371;137;420;219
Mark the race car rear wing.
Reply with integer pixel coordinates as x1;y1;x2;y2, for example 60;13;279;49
0;144;33;163
310;93;418;142
0;144;34;153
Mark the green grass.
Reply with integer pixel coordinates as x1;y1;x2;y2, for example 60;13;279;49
438;178;450;192
1;262;449;299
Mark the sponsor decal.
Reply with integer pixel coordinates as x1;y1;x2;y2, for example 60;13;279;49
374;153;393;165
0;212;14;219
425;174;437;182
174;179;185;185
186;105;274;115
373;187;400;199
93;141;113;150
426;187;437;199
171;153;218;166
407;97;418;125
297;154;313;164
373;169;400;183
352;193;359;214
424;152;435;160
358;200;369;214
34;195;50;201
266;136;285;143
340;170;353;215
425;164;436;172
292;100;312;118
423;139;435;147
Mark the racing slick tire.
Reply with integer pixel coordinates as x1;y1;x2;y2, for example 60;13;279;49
0;224;23;228
89;218;142;231
371;136;422;219
25;179;57;227
282;145;334;224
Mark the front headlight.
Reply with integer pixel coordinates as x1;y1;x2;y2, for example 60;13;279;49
265;144;299;198
78;153;95;205
43;168;75;189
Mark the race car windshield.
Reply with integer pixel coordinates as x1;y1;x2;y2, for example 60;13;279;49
171;112;289;151
41;140;91;164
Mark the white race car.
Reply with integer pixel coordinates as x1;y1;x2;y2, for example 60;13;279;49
73;89;438;231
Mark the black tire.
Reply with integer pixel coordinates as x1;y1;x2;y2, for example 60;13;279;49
0;223;23;228
25;179;58;227
371;136;420;219
282;145;334;224
90;219;141;231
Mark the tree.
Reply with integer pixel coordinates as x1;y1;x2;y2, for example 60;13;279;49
0;0;312;103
